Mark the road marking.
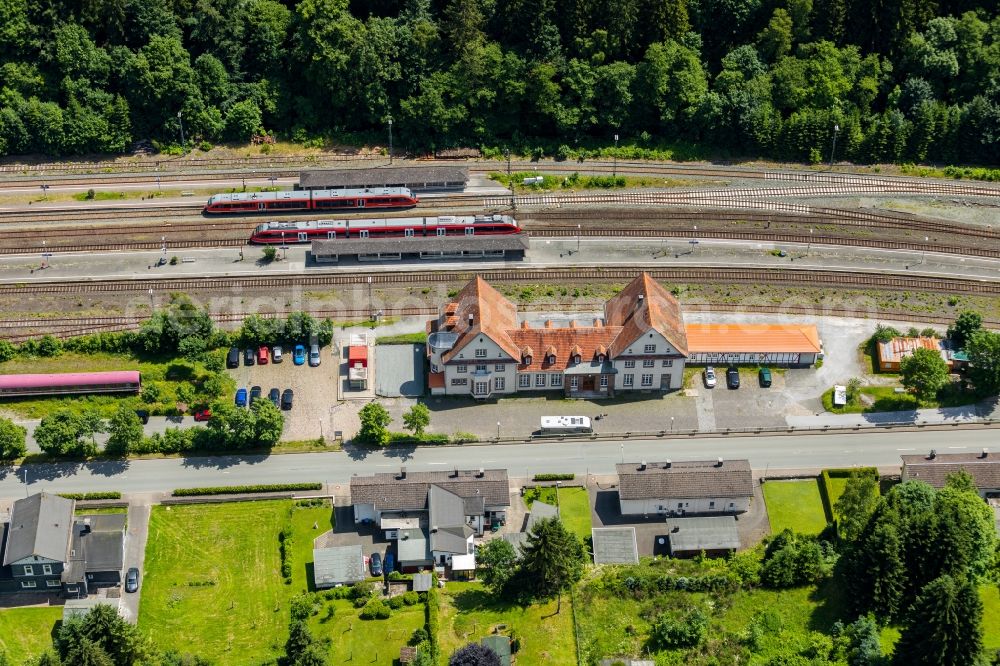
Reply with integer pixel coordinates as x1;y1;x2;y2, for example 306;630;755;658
896;448;916;451
427;462;446;465
948;445;969;449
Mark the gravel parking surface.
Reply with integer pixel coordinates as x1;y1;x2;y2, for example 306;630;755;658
227;348;337;440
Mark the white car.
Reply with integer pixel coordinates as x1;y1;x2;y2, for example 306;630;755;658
308;344;321;367
272;345;283;363
704;366;717;388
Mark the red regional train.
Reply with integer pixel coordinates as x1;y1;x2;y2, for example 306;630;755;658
203;187;418;214
249;214;519;244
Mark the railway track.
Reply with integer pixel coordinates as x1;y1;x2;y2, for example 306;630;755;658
3;299;997;342
3;266;999;297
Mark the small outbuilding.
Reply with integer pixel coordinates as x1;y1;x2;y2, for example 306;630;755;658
312;545;365;588
663;516;740;557
412;573;433;592
592;527;639;565
481;635;512;666
877;336;956;372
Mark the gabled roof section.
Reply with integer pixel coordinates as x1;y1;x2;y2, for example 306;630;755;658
901;451;1000;489
605;273;688;357
441;277;521;363
428;485;468;530
616;460;753;500
350;469;511;512
2;492;74;566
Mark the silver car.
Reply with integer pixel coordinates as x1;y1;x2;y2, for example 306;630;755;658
308;344;321;367
272;345;283;363
704;366;717;388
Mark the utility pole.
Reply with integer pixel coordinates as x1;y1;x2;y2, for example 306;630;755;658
576;224;581;254
828;123;839;168
387;116;393;165
613;133;619;179
505;148;515;212
177;111;187;155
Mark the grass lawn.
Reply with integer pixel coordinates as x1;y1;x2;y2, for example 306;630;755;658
375;333;427;345
524;486;592;542
762;479;829;535
820;383;979;415
287;502;336;592
0;352;233;419
139;501;293;664
438;581;576;665
309;597;425;664
982;585;1000;652
0;607;62;663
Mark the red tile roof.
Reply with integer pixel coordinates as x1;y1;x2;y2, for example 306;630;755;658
605;274;688;356
684;323;821;353
510;327;620;371
441;277;520;362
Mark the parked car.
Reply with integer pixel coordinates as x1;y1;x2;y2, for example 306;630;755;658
726;367;740;389
268;388;280;407
703;366;717;388
226;347;240;369
308;344;321;367
272;345;283;363
293;345;306;366
759;367;772;388
249;386;262;405
125;567;139;593
135;410;150;425
369;552;383;577
243;348;255;366
235;388;248;407
193;408;212;422
257;346;269;365
384;552;395;574
281;388;294;410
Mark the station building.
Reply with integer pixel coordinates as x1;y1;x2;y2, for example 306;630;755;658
426;273;822;398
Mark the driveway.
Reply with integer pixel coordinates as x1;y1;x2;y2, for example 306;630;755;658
119;503;151;623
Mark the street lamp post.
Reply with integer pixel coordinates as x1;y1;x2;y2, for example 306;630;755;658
40;240;48;269
496;421;501;439
367;276;374;320
387;116;393;165
613;134;619;180
148;288;154;310
576;224;581;254
807;228;813;256
555;481;562;510
177;111;186;155
829;124;839;168
23;467;28;497
161;236;166;257
281;232;287;260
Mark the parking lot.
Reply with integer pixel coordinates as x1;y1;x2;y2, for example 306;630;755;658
227;346;338;440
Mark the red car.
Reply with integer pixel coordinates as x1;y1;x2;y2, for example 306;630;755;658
257;346;269;364
193;408;212;422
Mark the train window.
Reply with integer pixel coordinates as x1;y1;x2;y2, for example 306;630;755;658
405;229;414;237
437;228;446;236
465;227;474;236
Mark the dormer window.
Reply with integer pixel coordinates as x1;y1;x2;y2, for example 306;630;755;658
598;354;605;362
546;354;555;365
574;354;582;364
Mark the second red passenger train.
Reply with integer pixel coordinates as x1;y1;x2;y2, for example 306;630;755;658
249;214;519;244
203;187;418;214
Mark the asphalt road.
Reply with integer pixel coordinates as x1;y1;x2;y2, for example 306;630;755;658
4;428;993;498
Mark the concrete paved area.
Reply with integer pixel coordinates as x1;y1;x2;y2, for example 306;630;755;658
375;344;424;398
2;427;997;498
120;503;150;623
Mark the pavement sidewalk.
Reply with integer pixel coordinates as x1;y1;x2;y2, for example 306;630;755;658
785;400;1000;429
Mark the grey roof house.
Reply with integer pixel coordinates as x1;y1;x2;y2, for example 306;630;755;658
616;459;754;516
1;492;125;597
312;545;365;589
901;450;1000;497
351;468;510;572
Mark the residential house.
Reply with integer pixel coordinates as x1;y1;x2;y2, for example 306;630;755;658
0;492;124;597
901;449;1000;497
426;273;688;398
350;468;510;572
616;459;754;517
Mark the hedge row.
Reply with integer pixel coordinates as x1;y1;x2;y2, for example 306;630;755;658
59;492;122;500
279;525;293;583
172;483;322;496
425;586;440;659
533;473;575;481
819;468;879;524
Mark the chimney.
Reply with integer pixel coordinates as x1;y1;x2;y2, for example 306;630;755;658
452;467;460;478
544;320;553;328
639;461;646;471
569;321;577;328
468;313;474;327
664;459;672;469
431;526;439;533
636;294;645;310
400;466;407;479
593;319;603;328
716;457;724;467
981;448;988;459
476;468;484;478
521;321;530;329
929;449;937;460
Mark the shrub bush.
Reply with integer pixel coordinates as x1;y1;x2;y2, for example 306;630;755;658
172;483;321;496
387;595;405;609
401;591;420;606
359;598;391;620
58;492;122;500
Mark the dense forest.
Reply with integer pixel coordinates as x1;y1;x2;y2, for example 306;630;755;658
0;0;997;163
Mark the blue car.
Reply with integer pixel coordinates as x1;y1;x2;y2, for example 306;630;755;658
235;388;248;407
293;344;306;365
384;552;394;574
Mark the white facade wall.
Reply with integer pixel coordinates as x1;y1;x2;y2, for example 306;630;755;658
611;331;686;391
438;334;517;397
353;503;376;523
619;496;751;515
431;534;475;564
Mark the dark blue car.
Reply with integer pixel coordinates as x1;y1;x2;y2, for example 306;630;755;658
235;388;248;407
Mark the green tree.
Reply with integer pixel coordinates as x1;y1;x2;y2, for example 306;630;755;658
946;311;982;347
37;335;63;357
34;410;97;457
899;346;949;403
0;339;15;362
402;403;430;436
932;485;996;579
757;8;793;61
357;402;391;445
224;100;263;141
649;608;709;649
834;615;882;666
0;417;27;460
834;471;880;541
517;517;584;610
476;537;518;595
965;329;1000;397
448;642;501;666
105;403;143;457
251;399;284;447
893;575;983;666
